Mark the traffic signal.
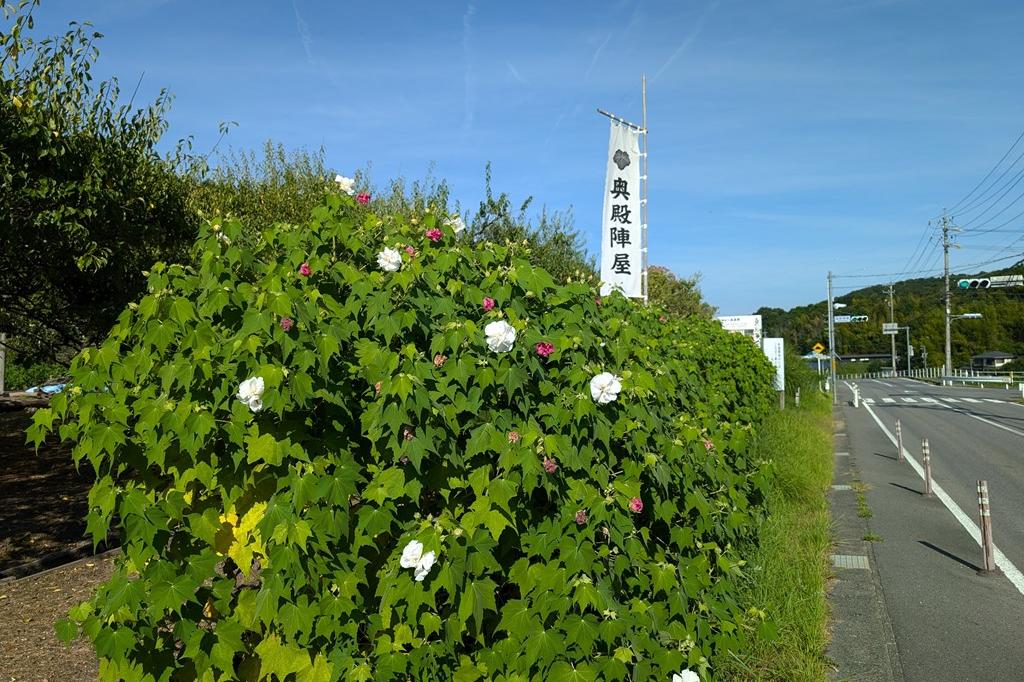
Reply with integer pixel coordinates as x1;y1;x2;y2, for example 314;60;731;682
850;315;868;322
958;278;990;289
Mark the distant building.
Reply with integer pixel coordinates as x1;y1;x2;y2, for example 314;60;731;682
971;351;1014;371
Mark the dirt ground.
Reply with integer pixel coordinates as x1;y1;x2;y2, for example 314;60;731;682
0;411;95;575
0;410;111;680
0;551;115;681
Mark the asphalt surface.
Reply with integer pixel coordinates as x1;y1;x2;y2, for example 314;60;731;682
836;379;1024;680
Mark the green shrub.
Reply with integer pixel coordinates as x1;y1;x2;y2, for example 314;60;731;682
31;191;775;681
3;358;67;391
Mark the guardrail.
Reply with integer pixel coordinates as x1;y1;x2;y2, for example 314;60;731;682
943;375;1012;386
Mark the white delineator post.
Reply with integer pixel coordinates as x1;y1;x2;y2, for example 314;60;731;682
853;385;860;408
978;480;996;573
921;438;933;497
895;419;904;463
796;387;801;407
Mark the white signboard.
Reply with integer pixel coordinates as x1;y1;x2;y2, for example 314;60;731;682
882;322;899;335
600;123;643;298
764;337;785;391
716;315;763;347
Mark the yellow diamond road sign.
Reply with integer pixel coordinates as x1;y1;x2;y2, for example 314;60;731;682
812;342;825;354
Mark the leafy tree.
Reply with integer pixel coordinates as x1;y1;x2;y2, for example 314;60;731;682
470;163;594;284
647;266;716;319
0;0;194;362
188;140;339;230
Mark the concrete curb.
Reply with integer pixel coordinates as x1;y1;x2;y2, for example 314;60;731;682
826;408;905;682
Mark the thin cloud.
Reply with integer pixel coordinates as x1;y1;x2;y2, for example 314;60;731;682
583;32;613;82
462;1;477;132
292;0;314;65
651;0;720;84
506;61;528;85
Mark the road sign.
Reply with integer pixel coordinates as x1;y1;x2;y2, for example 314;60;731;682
834;315;868;324
882;322;899;335
716;315;763;347
812;342;825;354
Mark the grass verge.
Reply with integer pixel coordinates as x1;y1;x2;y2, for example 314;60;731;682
717;391;833;681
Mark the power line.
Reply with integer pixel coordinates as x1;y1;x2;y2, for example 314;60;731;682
946;128;1024;216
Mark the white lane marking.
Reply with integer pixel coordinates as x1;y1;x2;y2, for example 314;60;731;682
863;398;875;404
983;398;1004;404
942;397;961;403
962;397;982;404
932;401;1024;438
863;402;1024;596
883;398;896;404
922;397;939;403
876;381;894;387
900;397;918;403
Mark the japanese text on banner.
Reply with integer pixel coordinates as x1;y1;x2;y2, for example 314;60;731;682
600;123;642;297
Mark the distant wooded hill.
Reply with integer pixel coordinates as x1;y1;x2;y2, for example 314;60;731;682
755;261;1024;370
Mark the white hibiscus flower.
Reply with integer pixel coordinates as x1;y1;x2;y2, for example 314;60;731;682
589;372;622;404
447;215;466;234
484;320;517;353
399;539;437;582
672;671;699;682
377;247;402;272
237;376;265;413
334;174;356;195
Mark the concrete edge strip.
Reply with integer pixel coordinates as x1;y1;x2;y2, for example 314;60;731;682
832;554;870;569
861;401;1024;597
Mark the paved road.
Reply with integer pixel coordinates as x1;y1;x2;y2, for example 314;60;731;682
837;378;1024;680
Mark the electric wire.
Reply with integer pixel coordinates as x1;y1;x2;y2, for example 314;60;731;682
946;128;1024;214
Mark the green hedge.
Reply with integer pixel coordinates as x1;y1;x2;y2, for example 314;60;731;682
31;191;776;681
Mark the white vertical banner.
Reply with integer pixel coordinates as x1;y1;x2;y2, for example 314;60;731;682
764;337;785;391
600;122;643;298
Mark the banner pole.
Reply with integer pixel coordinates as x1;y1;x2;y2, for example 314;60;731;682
641;74;649;306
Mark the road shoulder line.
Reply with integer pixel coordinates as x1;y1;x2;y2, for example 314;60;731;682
861;402;1024;596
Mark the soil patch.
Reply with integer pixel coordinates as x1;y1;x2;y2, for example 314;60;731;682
0;550;115;681
0;411;95;573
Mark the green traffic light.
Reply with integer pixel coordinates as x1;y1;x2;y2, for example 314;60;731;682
958;280;970;289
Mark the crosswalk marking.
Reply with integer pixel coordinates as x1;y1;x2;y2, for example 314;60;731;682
883;397;896;403
863;398;875;404
962;397;982;403
922;397;939;403
900;397;918;403
942;397;961;403
983;398;1005;404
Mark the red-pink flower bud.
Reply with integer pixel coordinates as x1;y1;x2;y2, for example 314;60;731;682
356;192;371;204
482;297;495;312
535;342;555;358
629;497;643;513
280;317;294;332
426;228;443;242
543;457;557;474
575;509;587;525
299;262;312;277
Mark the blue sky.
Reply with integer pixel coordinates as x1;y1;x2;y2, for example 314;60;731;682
25;0;1024;313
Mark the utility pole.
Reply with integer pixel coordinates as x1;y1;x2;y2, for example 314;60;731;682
943;212;954;384
888;282;896;374
828;271;837;405
905;327;912;374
